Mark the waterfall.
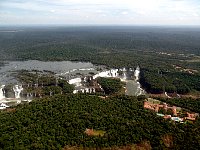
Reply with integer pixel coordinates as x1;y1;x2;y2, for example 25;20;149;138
123;72;127;80
0;85;5;100
134;66;140;81
13;85;23;99
27;93;29;99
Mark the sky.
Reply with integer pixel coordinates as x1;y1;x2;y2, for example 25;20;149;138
0;0;200;25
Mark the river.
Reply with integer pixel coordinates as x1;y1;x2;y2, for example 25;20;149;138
0;60;99;84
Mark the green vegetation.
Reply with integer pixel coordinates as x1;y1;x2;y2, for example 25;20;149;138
0;94;200;149
12;71;74;97
97;77;123;95
1;26;200;149
140;68;200;94
1;26;200;95
156;97;200;114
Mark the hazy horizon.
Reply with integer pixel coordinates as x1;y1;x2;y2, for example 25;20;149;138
1;24;200;28
0;0;200;26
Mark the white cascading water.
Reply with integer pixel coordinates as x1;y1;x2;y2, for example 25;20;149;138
123;72;127;80
134;66;145;96
13;85;23;99
134;66;140;81
69;78;82;87
0;85;5;100
122;68;127;80
93;69;118;79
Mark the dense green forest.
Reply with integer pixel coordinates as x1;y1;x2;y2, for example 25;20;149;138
1;26;200;94
140;68;200;94
0;94;200;149
97;77;123;95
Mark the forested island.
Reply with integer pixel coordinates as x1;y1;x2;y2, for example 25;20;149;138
0;26;200;149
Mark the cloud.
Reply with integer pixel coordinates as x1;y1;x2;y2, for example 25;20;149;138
192;13;199;17
0;0;200;25
121;11;128;15
50;10;56;13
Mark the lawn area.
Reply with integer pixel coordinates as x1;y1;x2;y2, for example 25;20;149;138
85;128;106;137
